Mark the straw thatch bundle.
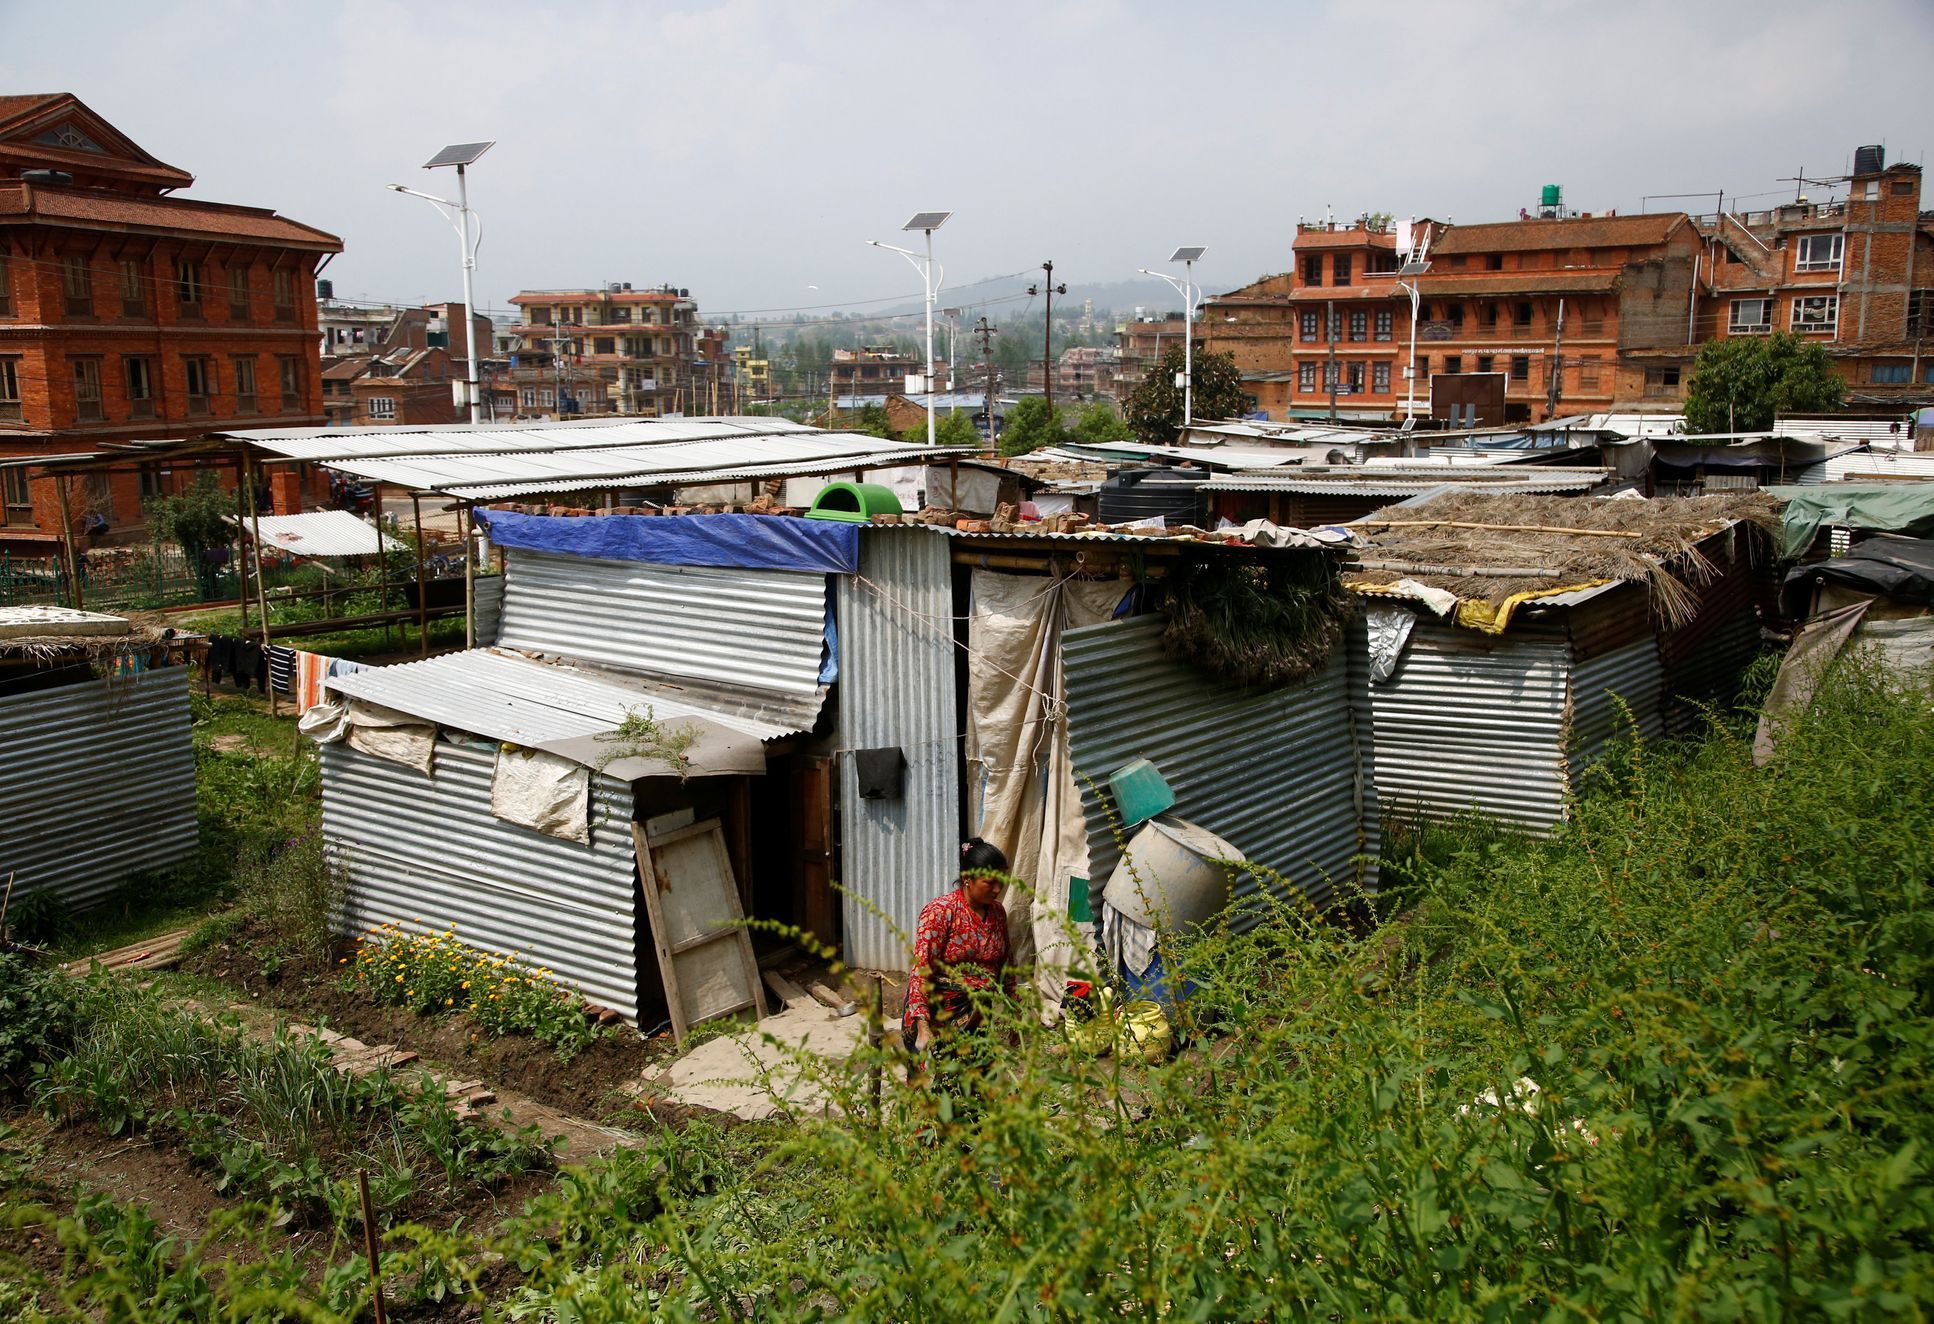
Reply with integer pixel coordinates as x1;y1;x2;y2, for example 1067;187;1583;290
1345;492;1782;626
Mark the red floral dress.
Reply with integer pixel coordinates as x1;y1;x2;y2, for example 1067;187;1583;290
903;888;1011;1035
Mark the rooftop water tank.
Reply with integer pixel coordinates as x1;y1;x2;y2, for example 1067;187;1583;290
1541;184;1563;209
1853;144;1885;176
1097;467;1210;526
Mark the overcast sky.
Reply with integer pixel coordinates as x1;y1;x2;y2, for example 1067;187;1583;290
7;0;1932;324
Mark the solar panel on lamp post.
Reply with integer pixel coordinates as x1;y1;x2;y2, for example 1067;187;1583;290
388;141;494;426
1138;245;1206;428
868;211;951;446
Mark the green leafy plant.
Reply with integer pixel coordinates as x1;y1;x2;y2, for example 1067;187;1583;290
145;473;238;600
1683;328;1846;433
1123;345;1249;443
593;705;701;781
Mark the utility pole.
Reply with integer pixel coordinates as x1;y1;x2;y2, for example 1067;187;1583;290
1029;260;1067;416
974;316;998;445
1546;297;1566;420
1326;298;1339;424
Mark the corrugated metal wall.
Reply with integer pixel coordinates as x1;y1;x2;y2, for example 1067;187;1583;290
1659;527;1765;735
1063;615;1372;914
0;668;197;910
474;574;504;646
834;528;959;970
1356;616;1573;831
497;548;828;696
1567;635;1665;781
321;739;644;1020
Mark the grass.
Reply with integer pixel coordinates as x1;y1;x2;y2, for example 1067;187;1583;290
176;607;468;664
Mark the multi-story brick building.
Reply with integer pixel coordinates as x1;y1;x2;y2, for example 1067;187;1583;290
831;344;939;399
506;284;704;417
1109;313;1187;403
0;93;341;554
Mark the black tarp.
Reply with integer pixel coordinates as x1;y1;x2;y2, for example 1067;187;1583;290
1781;534;1934;617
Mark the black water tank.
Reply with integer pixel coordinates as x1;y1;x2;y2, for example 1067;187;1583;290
1098;466;1210;525
1853;144;1885;176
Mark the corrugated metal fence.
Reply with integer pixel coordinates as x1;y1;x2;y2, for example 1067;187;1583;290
835;528;960;970
1064;615;1373;915
0;667;197;909
322;738;645;1021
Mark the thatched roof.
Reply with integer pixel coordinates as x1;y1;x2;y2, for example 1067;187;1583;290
0;607;173;663
1344;491;1782;629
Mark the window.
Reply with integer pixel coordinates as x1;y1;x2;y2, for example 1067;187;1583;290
0;256;11;316
175;260;203;316
1373;362;1391;393
1510;355;1530;382
1794;233;1843;272
1790;294;1838;333
1577;355;1602;389
1347;362;1365;393
71;357;103;422
84;472;112;523
1645;366;1682;392
1301;255;1323;286
1298;361;1317;392
1487;253;1504;271
232;356;257;413
0;356;20;421
272;269;295;320
2;464;32;525
1895;180;1916;195
120;259;145;316
227;266;251;320
278;356;301;410
610;308;631;323
532;307;552;326
1332;253;1352;286
1907;290;1933;338
1348;310;1367;342
1729;298;1773;334
595;337;616;355
519;387;536;408
62;253;93;316
1514;301;1533;327
1448;304;1465;329
1298;310;1320;342
1480;303;1498;328
125;357;155;418
1444;355;1463;374
1871;362;1911;384
1322;361;1339;389
1374;309;1393;341
366;396;396;420
1476;355;1495;373
183;356;212;414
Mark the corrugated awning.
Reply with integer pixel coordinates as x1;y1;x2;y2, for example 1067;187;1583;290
226;510;406;557
322;648;786;778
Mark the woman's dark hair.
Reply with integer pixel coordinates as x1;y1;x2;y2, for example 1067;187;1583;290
960;837;1008;877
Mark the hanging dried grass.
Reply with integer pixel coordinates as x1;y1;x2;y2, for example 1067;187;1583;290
1161;553;1354;689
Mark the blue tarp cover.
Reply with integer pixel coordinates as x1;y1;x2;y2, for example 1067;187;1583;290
476;510;860;573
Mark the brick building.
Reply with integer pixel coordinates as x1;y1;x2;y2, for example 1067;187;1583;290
0;93;341;553
507;284;706;417
831;344;942;399
318;299;494;427
1109;313;1187;403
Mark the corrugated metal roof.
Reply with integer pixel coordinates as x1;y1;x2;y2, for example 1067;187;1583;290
324;739;645;1021
835;527;961;970
1794;450;1934;484
1776;416;1915;446
321;648;781;771
1201;469;1610;495
228;510;405;557
1064;615;1373;915
0;669;197;910
495;549;828;727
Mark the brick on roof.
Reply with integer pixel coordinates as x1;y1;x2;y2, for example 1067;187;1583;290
1433;213;1688;255
1294;228;1400;250
0;95;66;126
0;182;341;250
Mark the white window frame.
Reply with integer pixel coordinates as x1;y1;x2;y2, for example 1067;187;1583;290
366;395;396;420
1728;298;1773;334
1790;294;1839;334
1794;233;1843;274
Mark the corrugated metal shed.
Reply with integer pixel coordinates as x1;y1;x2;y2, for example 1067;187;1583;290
835;527;961;970
226;510;404;557
1793;451;1934;485
1567;634;1665;776
322;739;644;1020
474;574;503;646
1355;616;1573;831
0;669;197;909
1063;615;1373;915
495;548;828;728
1201;469;1610;496
1776;416;1914;448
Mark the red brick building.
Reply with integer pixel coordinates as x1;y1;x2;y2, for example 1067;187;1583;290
0;93;341;554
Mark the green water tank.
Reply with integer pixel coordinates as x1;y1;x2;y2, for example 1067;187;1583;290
1541;184;1563;209
805;481;903;523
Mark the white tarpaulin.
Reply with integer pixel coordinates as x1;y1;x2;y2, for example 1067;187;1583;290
965;569;1123;1011
490;746;591;842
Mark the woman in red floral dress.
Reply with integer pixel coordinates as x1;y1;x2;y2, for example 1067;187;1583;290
903;838;1013;1070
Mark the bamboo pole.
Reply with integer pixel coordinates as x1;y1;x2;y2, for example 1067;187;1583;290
1355;519;1642;539
357;1169;389;1324
1347;559;1565;578
54;474;83;610
373;482;391;647
233;464;250;633
461;502;475;650
243;453;276;716
411;493;429;658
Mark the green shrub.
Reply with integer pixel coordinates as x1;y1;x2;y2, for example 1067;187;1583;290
0;954;75;1094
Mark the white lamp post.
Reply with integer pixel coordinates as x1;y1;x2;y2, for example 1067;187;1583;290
1394;217;1432;421
869;211;951;445
388;141;494;426
1138;246;1206;427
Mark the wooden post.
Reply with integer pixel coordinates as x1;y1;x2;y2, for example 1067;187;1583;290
54;473;83;610
234;461;250;632
461;502;476;650
243;453;276;716
373;482;391;646
356;1169;389;1324
869;976;884;1127
410;493;429;658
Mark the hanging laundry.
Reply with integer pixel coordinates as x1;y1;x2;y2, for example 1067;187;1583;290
267;645;297;695
294;650;329;713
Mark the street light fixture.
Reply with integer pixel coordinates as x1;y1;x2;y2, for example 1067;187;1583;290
1394;217;1432;422
1138;245;1206;427
868;211;950;446
388;140;493;426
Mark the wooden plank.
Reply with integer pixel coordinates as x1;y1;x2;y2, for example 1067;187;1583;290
632;820;689;1045
639;817;767;1038
794;756;837;947
762;969;813;1010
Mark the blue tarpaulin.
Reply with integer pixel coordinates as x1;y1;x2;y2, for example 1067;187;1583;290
475;510;861;573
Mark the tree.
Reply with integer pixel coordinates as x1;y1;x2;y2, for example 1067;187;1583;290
1069;399;1134;445
1682;331;1845;434
903;410;983;449
997;397;1067;457
1123;347;1248;444
145;473;235;600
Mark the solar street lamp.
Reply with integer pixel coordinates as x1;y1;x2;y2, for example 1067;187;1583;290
389;140;494;426
1139;246;1206;425
869;211;951;446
